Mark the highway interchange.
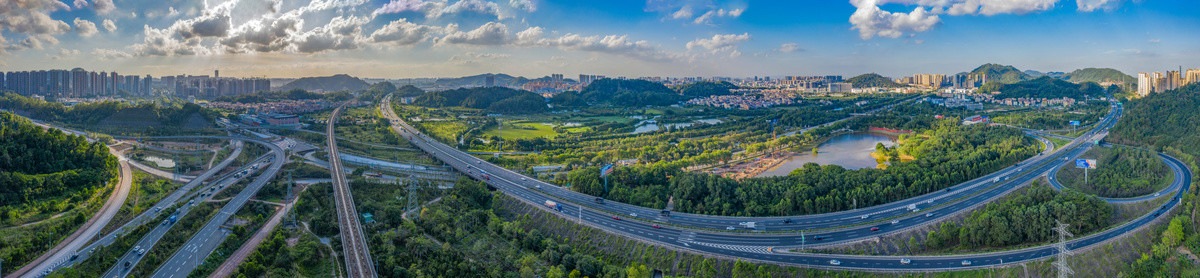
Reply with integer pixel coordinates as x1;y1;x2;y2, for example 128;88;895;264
8;95;1189;275
381;95;1193;270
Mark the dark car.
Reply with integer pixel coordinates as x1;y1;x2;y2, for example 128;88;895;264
783;219;793;224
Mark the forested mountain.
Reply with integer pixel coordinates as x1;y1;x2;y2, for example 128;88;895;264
0;92;216;130
675;81;738;97
1110;83;1200;151
551;79;681;107
0;111;118;210
396;84;426;97
1063;68;1135;84
413;87;546;114
278;74;369;92
213;89;352;103
434;73;526;88
977;77;1103;100
969;63;1031;83
847;73;902;88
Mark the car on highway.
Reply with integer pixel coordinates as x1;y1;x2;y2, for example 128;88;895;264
521;177;527;181
594;197;605;204
812;235;824;240
612;216;621;220
726;226;735;230
926;213;935;217
961;260;972;266
870;227;880;232
860;214;868;219
651;224;662;229
829;259;841;265
891;220;900;224
630;213;638;217
783;218;793;224
900;258;911;264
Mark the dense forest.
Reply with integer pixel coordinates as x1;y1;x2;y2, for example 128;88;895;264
674;81;738;97
567;120;1039;216
0;112;118;217
977;77;1102;100
0;92;217;131
413;86;547;114
846;73;902;88
212;88;352;103
552;79;682;107
1057;146;1169;198
1063;68;1135;84
925;183;1111;250
968;63;1031;84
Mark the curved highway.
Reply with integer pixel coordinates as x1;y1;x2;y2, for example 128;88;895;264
380;95;1187;270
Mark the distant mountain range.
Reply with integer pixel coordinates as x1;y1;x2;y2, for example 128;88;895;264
969;63;1031;84
959;64;1132;85
278;74;370;92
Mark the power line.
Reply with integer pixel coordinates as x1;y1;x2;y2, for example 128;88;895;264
1053;219;1075;278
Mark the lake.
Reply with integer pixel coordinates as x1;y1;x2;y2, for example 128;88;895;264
756;132;897;177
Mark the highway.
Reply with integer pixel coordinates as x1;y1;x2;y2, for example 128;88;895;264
17;133;244;278
380;95;1187;270
10;146;133;278
1047;146;1184;204
101;153;273;278
326;103;377;278
384;95;1120;233
148;137;286;278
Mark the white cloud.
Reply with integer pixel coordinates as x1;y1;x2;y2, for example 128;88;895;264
1076;0;1118;12
0;0;71;37
442;0;503;18
514;26;544;45
686;33;751;54
73;0;87;9
291;15;369;53
372;0;434;15
220;13;301;53
102;19;117;32
439;21;511;45
92;48;131;60
92;0;116;14
849;0;941;39
50;48;79;60
935;0;1059;16
370;18;441;46
671;6;693;19
73;18;99;37
775;42;802;53
548;33;678;61
693;8;743;24
510;0;536;12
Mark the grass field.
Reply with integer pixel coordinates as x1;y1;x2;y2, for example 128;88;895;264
483;122;561;140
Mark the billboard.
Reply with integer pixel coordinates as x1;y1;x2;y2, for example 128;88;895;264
1070;120;1080;126
1075;159;1097;169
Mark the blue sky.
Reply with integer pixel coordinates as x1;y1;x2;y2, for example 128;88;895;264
0;0;1197;79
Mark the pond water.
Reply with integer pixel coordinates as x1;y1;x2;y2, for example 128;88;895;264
143;155;176;168
756;132;897;177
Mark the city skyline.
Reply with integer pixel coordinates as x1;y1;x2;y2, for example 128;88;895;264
0;0;1197;79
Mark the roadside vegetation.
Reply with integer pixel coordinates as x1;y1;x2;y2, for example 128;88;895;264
1056;146;1170;198
923;183;1112;251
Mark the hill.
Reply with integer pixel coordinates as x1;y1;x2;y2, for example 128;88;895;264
847;73;902;88
551;79;681;107
413;87;546;114
675;81;738;97
434;73;528;88
978;76;1103;100
278;74;370;92
970;63;1031;84
1063;68;1134;84
0;92;216;132
213;89;351;103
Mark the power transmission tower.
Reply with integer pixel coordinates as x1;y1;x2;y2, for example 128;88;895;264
174;153;183;182
406;180;420;221
1053;220;1075;278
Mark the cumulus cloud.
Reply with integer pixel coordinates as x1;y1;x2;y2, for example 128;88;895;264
292;15;368;53
73;0;87;9
220;14;301;53
849;0;1071;39
686;33;751;51
439;21;510;45
49;48;79;60
92;0;116;14
510;0;536;12
775;42;802;53
0;0;72;37
849;0;940;39
671;6;693;19
74;18;99;37
442;0;503;18
102;19;116;32
370;18;441;46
